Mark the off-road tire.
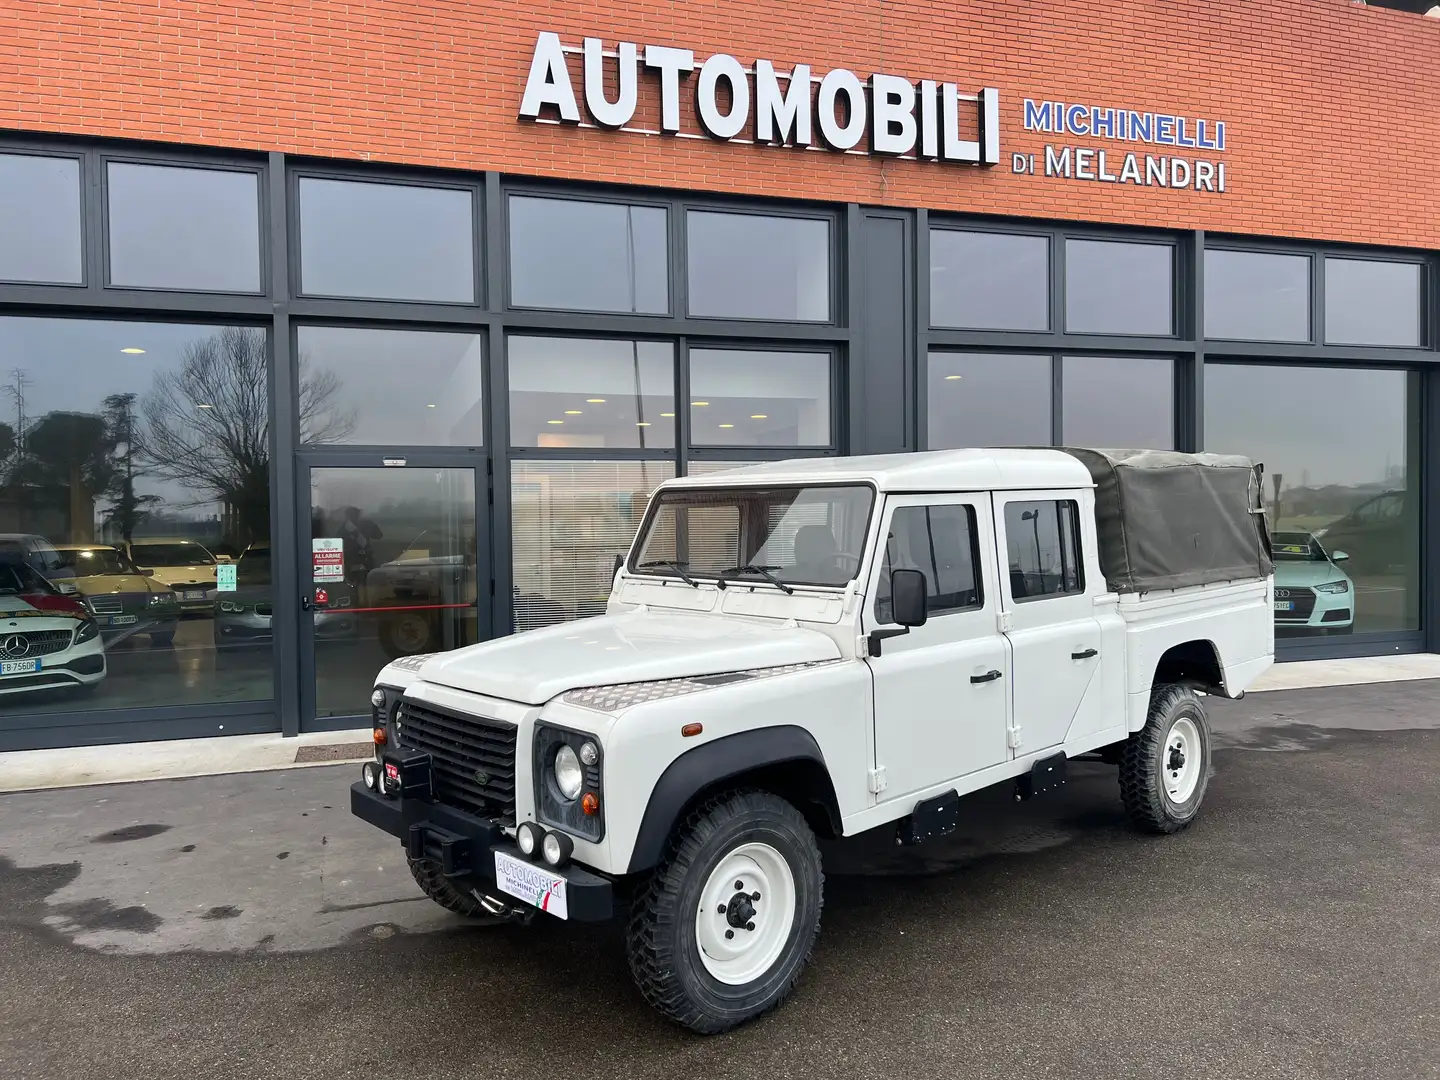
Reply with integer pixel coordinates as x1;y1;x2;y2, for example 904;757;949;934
626;790;824;1035
1120;684;1211;834
407;855;500;920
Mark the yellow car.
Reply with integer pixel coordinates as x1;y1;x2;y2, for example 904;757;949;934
55;545;183;647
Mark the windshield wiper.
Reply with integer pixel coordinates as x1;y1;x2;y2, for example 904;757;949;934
718;564;794;594
636;559;701;588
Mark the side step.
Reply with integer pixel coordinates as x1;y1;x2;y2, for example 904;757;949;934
1014;752;1067;802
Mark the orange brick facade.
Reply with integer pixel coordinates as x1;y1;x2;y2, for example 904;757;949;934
1;0;1437;247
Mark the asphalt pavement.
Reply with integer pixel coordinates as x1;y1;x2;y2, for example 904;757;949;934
2;681;1438;1080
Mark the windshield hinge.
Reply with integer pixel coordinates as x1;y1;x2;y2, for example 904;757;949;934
857;634;871;658
867;767;888;794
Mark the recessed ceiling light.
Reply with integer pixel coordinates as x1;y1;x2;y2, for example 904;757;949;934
660;412;675;418
547;420;564;425
750;414;768;419
197;403;215;409
692;401;710;407
121;347;146;355
586;398;606;403
565;410;583;415
718;423;734;429
426;404;436;408
636;422;652;427
945;375;963;380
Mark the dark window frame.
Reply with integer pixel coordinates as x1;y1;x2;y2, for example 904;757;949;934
684;340;841;452
927;223;1054;333
1003;498;1086;602
100;150;268;297
1201;246;1316;345
874;500;986;623
1062;234;1180;339
1321;252;1428;350
0;145;88;288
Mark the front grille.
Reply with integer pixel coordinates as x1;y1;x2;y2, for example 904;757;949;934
0;630;74;660
88;597;124;615
1274;587;1317;621
396;701;517;825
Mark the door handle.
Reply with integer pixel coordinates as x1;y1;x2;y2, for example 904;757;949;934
1071;648;1098;660
971;669;1003;684
301;595;312;611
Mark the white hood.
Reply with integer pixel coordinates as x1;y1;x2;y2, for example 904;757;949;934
415;610;841;705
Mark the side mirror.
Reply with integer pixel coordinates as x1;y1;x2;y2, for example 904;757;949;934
612;554;624;578
1331;550;1349;562
890;568;929;628
141;568;155;577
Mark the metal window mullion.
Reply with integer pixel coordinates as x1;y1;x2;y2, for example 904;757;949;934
915;209;931;451
677;336;691;474
487;318;514;638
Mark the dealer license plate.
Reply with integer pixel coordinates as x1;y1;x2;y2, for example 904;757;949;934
1274;601;1294;612
106;615;138;627
493;850;569;920
0;658;40;675
183;590;206;600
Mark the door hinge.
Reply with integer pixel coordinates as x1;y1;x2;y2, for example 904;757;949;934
857;634;871;658
867;767;888;794
997;611;1014;633
1007;725;1023;750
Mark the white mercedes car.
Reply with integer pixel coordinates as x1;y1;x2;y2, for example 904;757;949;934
0;559;106;697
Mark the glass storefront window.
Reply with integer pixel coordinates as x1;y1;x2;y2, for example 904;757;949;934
1065;239;1174;336
1205;363;1421;636
686;211;830;322
107;162;262;293
0;317;274;713
930;230;1049;331
297;327;484;446
509;196;668;314
688;349;831;447
0;153;83;285
508;336;675;449
511;460;673;632
1324;258;1424;347
1204;250;1311;342
1062;355;1174;449
927;352;1053;449
297;177;476;303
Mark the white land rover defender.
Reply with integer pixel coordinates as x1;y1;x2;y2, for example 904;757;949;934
352;448;1275;1033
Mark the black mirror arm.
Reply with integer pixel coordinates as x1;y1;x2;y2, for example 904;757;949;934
867;627;911;656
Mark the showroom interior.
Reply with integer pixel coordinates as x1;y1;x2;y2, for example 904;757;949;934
0;133;1434;751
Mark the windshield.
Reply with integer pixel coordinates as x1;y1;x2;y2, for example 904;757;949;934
0;562;53;595
131;543;216;567
64;548;137;576
1272;532;1328;562
632;484;874;588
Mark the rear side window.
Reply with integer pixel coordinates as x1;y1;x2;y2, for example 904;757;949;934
1005;500;1084;600
875;504;982;623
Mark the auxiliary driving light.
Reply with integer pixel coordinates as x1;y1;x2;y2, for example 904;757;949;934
370;688;386;709
362;761;380;791
515;821;545;858
541;830;574;868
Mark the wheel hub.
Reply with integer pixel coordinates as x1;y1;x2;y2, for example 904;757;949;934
1162;716;1203;805
694;842;798;986
725;892;757;928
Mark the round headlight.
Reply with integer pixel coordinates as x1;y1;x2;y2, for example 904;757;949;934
579;741;599;767
362;761;379;791
370;688;387;709
553;744;583;801
515;821;543;858
542;830;574;867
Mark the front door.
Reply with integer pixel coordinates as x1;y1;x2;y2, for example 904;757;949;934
865;494;1010;803
298;461;485;728
994;492;1105;756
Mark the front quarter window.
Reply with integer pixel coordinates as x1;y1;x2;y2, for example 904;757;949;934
632;483;873;588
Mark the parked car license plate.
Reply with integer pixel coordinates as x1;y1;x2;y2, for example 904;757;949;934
493;850;569;920
0;658;40;675
1273;601;1294;611
183;590;206;600
106;615;138;626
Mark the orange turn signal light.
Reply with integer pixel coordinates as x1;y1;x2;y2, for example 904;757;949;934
581;792;600;816
681;723;703;738
372;728;387;745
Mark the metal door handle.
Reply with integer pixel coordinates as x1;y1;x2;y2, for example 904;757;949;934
971;669;1003;684
1071;648;1098;660
301;595;312;611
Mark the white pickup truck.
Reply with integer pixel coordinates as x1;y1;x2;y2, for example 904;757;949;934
352;447;1275;1033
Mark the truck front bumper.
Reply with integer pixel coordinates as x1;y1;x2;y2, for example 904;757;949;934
349;781;615;922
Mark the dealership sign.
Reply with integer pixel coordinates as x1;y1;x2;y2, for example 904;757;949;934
519;32;1000;165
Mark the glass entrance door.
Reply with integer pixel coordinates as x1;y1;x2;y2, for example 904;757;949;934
301;464;482;726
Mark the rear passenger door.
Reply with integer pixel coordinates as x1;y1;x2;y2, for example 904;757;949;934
995;493;1105;756
865;494;1010;802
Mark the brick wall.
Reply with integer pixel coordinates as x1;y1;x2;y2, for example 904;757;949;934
1;0;1437;247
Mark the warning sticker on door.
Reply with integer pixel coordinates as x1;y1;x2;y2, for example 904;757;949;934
216;563;237;592
313;538;345;582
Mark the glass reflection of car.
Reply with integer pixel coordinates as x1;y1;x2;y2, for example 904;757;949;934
53;545;182;647
125;538;222;613
0;557;106;696
0;533;81;596
1272;531;1354;636
213;543;358;658
362;535;478;659
1313;490;1410;578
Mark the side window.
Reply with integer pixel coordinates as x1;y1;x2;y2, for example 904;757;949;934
875;504;982;623
1005;500;1084;600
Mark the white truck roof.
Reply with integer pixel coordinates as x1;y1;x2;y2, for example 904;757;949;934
668;448;1094;494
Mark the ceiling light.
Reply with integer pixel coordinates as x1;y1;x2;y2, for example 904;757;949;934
565;410;583;415
586;398;606;403
121;347;146;355
719;423;734;429
750;414;768;419
692;401;709;407
196;403;215;409
945;375;963;381
547;420;564;425
636;422;652;427
426;404;436;408
660;412;675;418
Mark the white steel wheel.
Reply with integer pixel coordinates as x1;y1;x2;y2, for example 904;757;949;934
694;842;798;985
1162;716;1203;804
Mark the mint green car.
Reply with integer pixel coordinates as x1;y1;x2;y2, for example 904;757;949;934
1272;531;1354;636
